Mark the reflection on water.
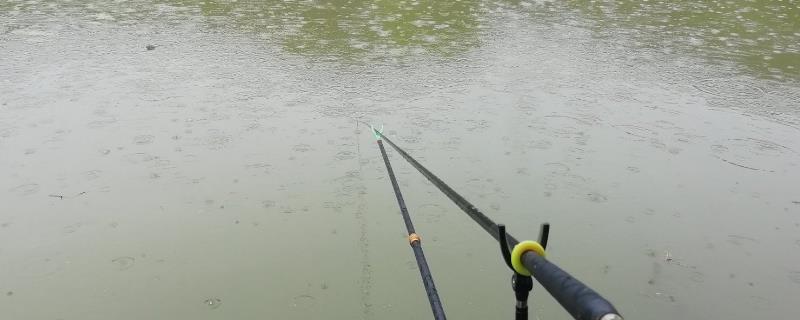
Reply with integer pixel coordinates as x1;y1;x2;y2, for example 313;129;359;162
557;0;800;80
182;0;484;59
2;0;486;60
3;0;798;79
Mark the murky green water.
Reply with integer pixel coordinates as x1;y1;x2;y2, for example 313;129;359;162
2;0;799;319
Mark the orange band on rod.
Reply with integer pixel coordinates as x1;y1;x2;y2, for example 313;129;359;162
408;233;421;245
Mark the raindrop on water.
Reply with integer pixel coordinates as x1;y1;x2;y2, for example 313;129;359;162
111;257;135;270
204;298;222;309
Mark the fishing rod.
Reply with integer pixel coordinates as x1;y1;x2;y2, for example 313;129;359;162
372;126;447;320
370;126;622;320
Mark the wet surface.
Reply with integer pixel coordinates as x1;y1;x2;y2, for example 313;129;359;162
1;0;799;319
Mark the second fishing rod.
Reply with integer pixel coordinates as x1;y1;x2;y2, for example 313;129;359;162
373;127;446;320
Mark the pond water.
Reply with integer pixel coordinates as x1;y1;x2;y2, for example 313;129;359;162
1;1;799;319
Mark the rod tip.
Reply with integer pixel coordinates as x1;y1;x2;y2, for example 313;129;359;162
370;124;384;140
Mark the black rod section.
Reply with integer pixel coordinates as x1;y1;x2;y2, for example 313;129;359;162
523;253;618;320
376;131;518;246
376;139;447;320
374;129;621;320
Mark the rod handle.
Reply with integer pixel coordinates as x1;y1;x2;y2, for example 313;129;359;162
522;252;622;320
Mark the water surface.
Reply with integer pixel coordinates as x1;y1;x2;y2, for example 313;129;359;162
1;1;799;319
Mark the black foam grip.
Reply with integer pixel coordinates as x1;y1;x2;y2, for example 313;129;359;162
522;252;620;320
